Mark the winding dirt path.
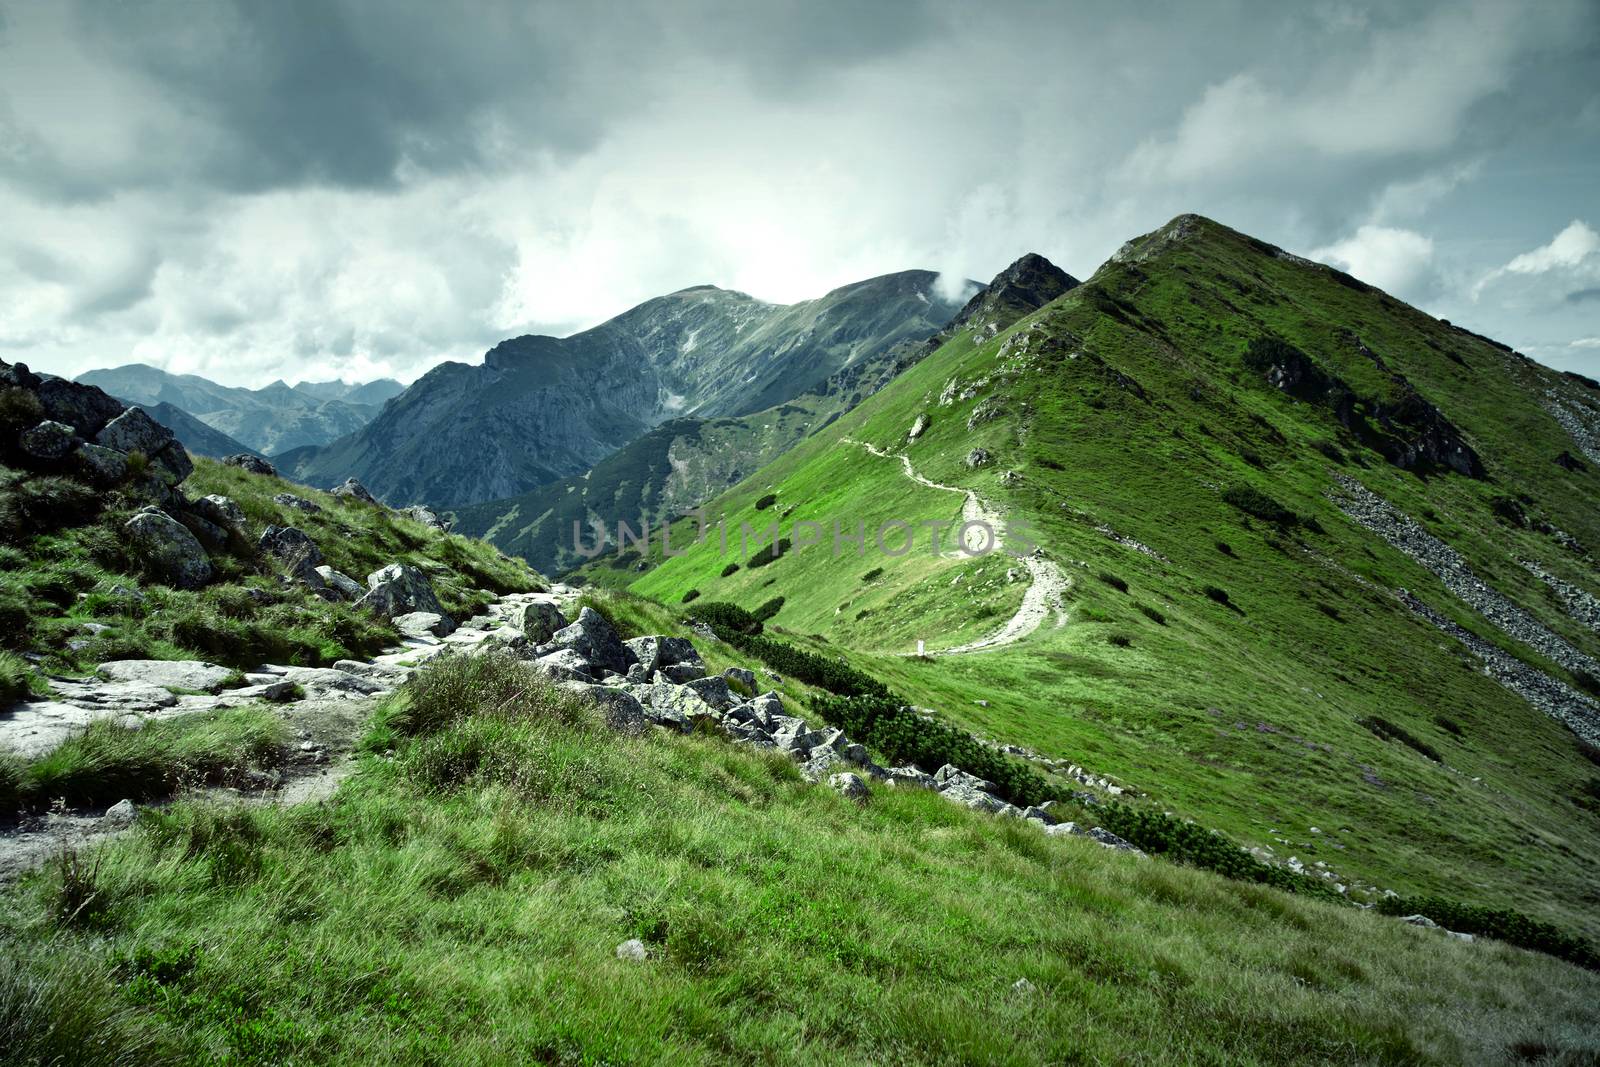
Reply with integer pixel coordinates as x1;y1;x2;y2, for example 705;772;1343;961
845;439;1068;655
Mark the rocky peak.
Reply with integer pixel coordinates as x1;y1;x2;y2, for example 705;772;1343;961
948;253;1080;335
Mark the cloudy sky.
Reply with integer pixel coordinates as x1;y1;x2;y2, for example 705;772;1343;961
1;0;1597;387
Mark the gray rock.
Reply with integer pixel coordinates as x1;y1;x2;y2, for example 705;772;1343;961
623;662;652;684
358;563;448;620
965;447;992;468
225;679;300;702
657;637;700;667
827;772;869;800
939;780;1009;814
884;765;937;790
74;443;129;486
1022;805;1056;825
798;749;842;781
394;611;456;638
625;682;719;731
125;507;213;589
1400;914;1439;929
267;666;386;698
96;407;190;483
533;648;596;682
400;504;449;531
19;420;75;460
656;662;706;683
1043;821;1079;837
1012;978;1037;995
273;492;321;513
549;607;629;676
259;525;324;586
908;413;930;439
934;764;998;795
330;478;379;505
519;602;568;644
623;636;663;675
558;682;647;736
615;939;649;961
314;566;365;601
35;376;123;436
225;453;277;476
104;799;137;823
722;667;757;697
193;494;246;531
684;675;735;711
1085;826;1140;852
176;510;229;553
98;659;235;692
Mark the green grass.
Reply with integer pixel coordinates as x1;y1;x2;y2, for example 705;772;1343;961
0;455;546;677
3;653;1599;1064
7;707;287;811
579;214;1600;948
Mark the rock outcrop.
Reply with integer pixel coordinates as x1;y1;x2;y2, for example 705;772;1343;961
357;563;449;622
125;507;213;590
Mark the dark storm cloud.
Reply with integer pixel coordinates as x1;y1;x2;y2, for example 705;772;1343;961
1568;288;1600;305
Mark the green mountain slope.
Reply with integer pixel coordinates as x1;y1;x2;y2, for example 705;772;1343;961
279;271;972;508
592;214;1600;941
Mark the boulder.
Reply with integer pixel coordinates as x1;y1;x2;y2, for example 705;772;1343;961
1085;826;1141;852
104;799;137;823
965;447;992;468
273;492;321;513
908;413;930;439
225;453;277;476
314;566;365;601
98;659;235;692
558;682;648;736
549;607;629;676
657;636;700;667
533;648;596;682
684;675;736;711
615;939;649;962
827;772;869;801
623;636;663;675
192;494;246;532
125;507;213;589
519;601;568;644
625;682;719;731
259;525;324;585
400;504;449;531
394;611;456;638
330;478;378;505
35;377;122;436
885;765;937;790
19;420;75;460
176;510;229;553
95;407;189;483
722;667;757;697
74;443;129;486
655;662;706;683
357;562;448;620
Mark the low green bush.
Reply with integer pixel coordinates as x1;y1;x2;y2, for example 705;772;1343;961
1376;894;1599;971
680;589;700;604
719;562;740;578
753;493;777;511
1358;715;1441;763
1098;571;1128;593
753;596;784;622
1222;485;1299;527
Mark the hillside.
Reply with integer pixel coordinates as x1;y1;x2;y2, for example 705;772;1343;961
278;271;972;508
589;214;1600;948
454;256;1079;574
76;365;396;455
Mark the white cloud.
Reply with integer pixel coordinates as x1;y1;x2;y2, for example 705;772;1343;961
1472;219;1600;300
1571;337;1600;349
1310;225;1437;297
1502;220;1600;276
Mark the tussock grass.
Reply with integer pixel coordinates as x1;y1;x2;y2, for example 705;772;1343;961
3;654;1598;1064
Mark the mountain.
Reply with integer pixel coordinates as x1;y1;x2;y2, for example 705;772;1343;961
74;364;396;455
454;255;1078;574
144;401;261;459
587;214;1600;948
277;270;975;508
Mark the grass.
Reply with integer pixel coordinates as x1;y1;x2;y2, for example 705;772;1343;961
6;707;287;811
3;653;1598;1064
0;455;545;678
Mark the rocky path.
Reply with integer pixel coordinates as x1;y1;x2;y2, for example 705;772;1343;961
0;586;573;881
846;438;1069;654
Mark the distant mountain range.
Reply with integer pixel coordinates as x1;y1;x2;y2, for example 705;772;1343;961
453;254;1080;573
275;270;976;508
74;365;403;456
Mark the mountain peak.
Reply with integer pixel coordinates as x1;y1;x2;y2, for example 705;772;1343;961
948;252;1080;334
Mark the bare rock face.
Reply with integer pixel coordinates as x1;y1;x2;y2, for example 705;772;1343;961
330;478;379;505
125;507;213;589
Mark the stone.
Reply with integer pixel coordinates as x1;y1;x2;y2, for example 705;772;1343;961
35;376;123;436
656;662;706;683
273;492;321;513
314;566;365;601
941;782;1008;814
1085;826;1140;852
225;453;277;476
125;507;213;589
330;477;379;504
908;412;930;439
97;659;235;692
884;765;937;790
965;447;992;468
827;772;869;800
684;675;736;711
623;636;663;675
19;420;75;460
95;407;187;483
358;563;449;620
104;799;137;823
259;525;324;586
722;667;756;697
394;611;456;638
615;939;649;962
265;666;386;698
176;510;228;553
74;443;129;486
626;682;719;731
533;648;596;682
558;682;648;736
193;494;246;531
1012;978;1037;995
934;764;998;794
549;607;629;676
1044;822;1080;837
400;504;450;531
1022;805;1056;825
1400;914;1439;929
519;602;568;644
1444;930;1475;943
